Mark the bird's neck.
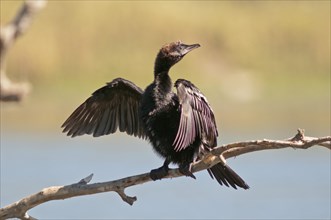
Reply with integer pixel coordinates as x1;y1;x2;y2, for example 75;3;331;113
154;55;171;76
152;54;173;104
154;70;172;93
153;71;173;104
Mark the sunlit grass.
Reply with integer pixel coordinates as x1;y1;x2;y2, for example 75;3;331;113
1;1;330;134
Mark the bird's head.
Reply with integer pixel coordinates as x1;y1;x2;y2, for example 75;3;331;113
154;41;200;73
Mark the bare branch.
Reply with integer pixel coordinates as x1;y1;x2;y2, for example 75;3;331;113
115;188;137;205
0;129;329;219
77;173;94;184
0;0;46;102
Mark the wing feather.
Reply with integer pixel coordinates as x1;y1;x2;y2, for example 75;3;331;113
173;79;218;151
95;107;110;136
62;78;146;139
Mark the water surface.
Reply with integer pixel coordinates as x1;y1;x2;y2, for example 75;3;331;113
1;132;330;219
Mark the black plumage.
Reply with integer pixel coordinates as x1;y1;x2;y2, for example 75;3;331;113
62;41;249;190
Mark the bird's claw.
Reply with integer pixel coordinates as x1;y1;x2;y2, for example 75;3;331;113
179;164;196;179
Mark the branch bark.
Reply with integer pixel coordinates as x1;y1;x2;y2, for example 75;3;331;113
0;0;46;102
0;129;330;219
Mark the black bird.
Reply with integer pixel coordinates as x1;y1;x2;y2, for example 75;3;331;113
62;41;249;190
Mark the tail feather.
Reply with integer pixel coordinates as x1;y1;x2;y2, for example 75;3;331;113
208;163;249;190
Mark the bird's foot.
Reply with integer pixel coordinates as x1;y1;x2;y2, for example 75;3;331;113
198;144;212;157
179;164;196;179
150;165;169;180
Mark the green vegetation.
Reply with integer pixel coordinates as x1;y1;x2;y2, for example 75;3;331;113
1;1;330;134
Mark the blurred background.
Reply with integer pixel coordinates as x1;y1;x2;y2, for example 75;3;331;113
1;1;330;219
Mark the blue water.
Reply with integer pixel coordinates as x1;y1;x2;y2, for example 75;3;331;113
1;132;330;219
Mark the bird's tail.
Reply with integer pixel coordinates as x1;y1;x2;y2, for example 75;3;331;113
208;163;249;190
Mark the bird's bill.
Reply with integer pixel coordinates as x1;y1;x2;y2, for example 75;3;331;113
180;43;201;56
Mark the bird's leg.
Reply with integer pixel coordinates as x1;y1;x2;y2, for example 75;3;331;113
194;144;211;163
179;163;196;179
150;159;170;180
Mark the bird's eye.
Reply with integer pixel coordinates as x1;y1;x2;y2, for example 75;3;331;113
168;49;181;58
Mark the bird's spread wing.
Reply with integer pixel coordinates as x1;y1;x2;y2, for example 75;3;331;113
62;78;146;138
173;79;218;151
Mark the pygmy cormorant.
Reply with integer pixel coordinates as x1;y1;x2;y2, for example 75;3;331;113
62;41;249;190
